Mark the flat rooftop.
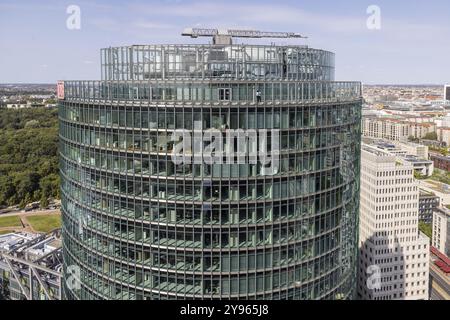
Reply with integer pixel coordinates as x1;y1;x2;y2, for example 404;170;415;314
421;180;450;194
0;232;39;253
362;144;390;157
419;189;437;197
401;154;432;164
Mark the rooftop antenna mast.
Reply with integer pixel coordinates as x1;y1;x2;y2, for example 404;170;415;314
182;27;307;45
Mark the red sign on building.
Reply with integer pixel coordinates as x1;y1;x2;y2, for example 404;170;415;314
57;81;65;100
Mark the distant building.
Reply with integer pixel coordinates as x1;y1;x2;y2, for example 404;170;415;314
419;139;447;149
432;207;450;257
417;180;450;207
5;101;44;109
429;153;450;171
434;114;450;128
445;85;450;102
30;94;54;100
395;141;429;159
409;122;436;140
6;103;28;109
362;117;435;142
397;155;434;177
436;127;450;146
419;189;440;223
358;144;430;300
362;117;410;141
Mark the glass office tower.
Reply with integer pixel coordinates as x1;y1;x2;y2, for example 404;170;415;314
59;42;362;300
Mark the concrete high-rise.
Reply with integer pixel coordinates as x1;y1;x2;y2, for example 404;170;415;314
358;143;429;300
58;29;362;300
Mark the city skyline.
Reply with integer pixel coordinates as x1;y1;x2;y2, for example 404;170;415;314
0;0;449;84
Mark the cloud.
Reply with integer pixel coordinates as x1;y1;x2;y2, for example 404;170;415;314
0;2;57;11
90;17;121;31
129;1;366;34
133;21;176;30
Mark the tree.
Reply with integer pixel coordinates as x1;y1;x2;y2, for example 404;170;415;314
423;132;437;141
414;171;425;180
14;171;40;201
39;174;60;200
40;195;49;208
24;119;40;128
0;108;60;207
418;222;432;238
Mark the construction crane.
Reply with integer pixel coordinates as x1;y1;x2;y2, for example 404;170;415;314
182;27;307;45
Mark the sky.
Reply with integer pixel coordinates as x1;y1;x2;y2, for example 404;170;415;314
0;0;449;84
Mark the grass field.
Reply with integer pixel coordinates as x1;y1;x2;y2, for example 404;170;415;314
0;215;22;228
0;229;14;235
429;169;450;185
26;214;61;233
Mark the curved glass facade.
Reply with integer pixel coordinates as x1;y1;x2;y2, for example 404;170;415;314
60;44;362;300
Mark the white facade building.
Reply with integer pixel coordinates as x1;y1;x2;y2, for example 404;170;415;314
358;144;430;300
436;127;450;146
362;117;436;142
362;117;410;141
432;207;450;257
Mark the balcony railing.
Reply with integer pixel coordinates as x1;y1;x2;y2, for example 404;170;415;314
60;80;362;104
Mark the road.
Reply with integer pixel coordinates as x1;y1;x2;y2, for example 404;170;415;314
0;208;60;218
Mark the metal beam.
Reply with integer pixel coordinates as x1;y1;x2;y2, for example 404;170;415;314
3;253;62;277
30;266;53;300
182;28;307;39
34;247;62;264
4;257;31;300
58;276;62;300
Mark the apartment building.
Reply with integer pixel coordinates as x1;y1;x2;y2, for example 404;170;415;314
362;117;410;141
436;127;450;147
409;123;436;139
362;117;436;142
